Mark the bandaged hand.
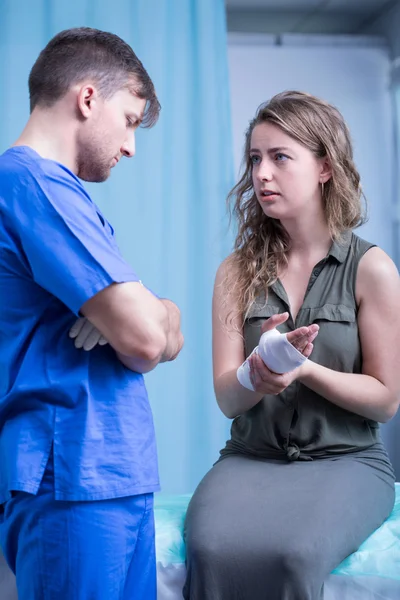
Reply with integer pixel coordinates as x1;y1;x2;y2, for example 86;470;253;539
69;317;109;351
237;312;319;393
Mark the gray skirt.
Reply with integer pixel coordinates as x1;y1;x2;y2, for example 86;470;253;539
183;443;395;600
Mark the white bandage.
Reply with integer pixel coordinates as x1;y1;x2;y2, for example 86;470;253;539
237;328;307;391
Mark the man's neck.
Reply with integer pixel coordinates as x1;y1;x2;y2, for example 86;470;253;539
13;108;77;174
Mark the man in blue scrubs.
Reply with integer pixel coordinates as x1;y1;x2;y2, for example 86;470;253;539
0;27;184;599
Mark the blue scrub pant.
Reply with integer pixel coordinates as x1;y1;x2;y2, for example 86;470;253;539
0;457;156;600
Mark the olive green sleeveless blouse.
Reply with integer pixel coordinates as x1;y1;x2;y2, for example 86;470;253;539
221;232;380;462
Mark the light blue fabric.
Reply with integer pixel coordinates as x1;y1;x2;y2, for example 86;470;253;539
155;494;193;566
332;483;400;579
0;0;234;495
154;483;400;580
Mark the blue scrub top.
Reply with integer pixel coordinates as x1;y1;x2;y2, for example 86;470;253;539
0;147;160;503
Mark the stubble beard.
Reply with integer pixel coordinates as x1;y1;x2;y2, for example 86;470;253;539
76;131;112;183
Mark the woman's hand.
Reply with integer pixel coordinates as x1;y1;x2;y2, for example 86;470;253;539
249;312;319;395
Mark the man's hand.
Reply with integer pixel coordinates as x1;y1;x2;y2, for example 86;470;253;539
159;299;184;362
69;317;108;351
69;298;184;367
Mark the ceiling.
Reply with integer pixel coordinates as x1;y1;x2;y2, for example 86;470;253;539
225;0;399;34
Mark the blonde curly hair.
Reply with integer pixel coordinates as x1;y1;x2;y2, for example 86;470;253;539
223;90;366;328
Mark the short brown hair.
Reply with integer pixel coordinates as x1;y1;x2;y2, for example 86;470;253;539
28;27;160;127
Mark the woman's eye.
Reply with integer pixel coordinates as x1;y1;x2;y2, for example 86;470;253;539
250;155;261;165
275;153;288;162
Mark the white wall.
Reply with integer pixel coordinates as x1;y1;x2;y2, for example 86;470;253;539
228;34;394;257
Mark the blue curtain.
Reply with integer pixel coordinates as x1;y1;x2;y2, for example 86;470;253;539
0;0;235;493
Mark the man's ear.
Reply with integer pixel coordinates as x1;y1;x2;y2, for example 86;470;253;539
76;84;98;119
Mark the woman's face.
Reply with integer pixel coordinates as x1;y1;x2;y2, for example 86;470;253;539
250;122;329;221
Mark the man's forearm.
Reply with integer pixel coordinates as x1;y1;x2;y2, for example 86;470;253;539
116;298;183;371
116;351;162;374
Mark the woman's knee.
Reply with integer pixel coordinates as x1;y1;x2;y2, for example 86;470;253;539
273;542;324;595
186;525;226;568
